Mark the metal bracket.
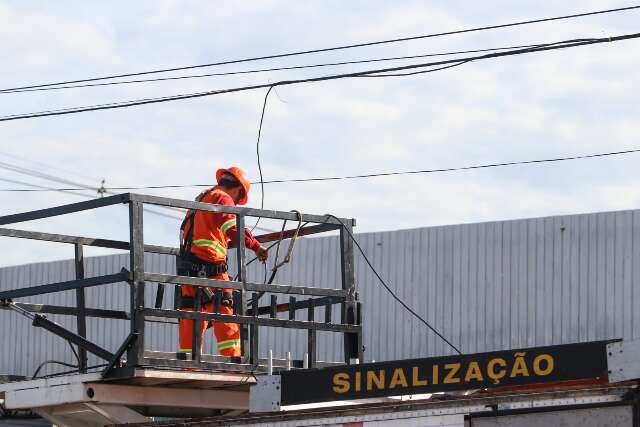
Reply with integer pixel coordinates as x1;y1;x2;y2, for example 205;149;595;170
31;313;115;362
607;339;640;382
154;284;165;309
102;333;139;378
8;302;115;362
249;375;281;413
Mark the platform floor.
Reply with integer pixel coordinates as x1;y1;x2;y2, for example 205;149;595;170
0;368;255;426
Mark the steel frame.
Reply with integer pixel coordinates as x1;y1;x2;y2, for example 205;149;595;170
0;193;363;374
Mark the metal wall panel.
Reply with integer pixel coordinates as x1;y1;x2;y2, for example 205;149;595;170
468;406;632;427
2;208;640;377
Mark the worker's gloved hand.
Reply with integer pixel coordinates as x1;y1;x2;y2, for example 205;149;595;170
221;291;234;307
254;245;268;263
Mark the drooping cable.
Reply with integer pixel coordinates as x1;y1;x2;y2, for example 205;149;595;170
326;214;462;355
0;43;544;94
31;360;79;379
30;338;85;379
68;340;81;366
1;33;637;122
1;5;637;93
360;59;472;77
32;363;109;380
250;86;274;234
232;239;281;281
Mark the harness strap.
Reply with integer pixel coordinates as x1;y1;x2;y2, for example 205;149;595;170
179;188;212;257
176;253;228;277
179;290;234;310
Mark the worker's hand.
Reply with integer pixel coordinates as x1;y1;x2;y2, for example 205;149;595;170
254;245;268;263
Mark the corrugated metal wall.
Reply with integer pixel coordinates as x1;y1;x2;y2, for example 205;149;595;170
2;208;640;377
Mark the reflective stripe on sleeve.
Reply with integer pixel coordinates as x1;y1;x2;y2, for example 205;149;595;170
220;218;236;236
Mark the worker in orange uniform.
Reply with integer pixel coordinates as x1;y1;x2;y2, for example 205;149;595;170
177;166;268;357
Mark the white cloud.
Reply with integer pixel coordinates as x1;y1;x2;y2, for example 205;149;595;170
1;1;640;266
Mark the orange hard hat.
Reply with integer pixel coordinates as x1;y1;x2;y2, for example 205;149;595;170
216;166;251;205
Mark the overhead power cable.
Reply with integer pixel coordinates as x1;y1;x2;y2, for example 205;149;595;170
0;175;180;220
0;38;604;120
0;159;185;222
361;60;472;77
0;176;91;198
0;160;98;189
1;33;637;123
0;150;98;183
0;38;600;120
0;153;277;231
0;148;637;192
1;5;637;93
0;43;544;94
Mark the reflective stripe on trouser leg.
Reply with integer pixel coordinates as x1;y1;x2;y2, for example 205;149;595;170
178;297;213;352
214;304;241;356
218;339;241;351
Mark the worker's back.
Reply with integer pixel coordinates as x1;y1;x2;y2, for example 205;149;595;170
182;188;235;264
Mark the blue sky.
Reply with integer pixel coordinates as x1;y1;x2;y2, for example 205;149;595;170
0;1;639;266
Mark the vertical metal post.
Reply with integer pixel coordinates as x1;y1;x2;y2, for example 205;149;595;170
192;287;202;363
236;214;249;360
127;201;146;367
250;292;259;365
233;291;241;314
289;296;296;320
154;284;165;309
356;301;364;362
74;244;88;373
173;284;180;310
270;295;277;318
213;289;221;313
339;221;359;364
324;301;332;324
307;299;316;368
235;214;247;284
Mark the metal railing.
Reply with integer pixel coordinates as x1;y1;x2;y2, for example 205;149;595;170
0;193;363;376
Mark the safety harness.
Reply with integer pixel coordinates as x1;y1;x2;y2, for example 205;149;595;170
177;188;232;310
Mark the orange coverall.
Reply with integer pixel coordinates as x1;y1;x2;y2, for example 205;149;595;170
179;188;262;356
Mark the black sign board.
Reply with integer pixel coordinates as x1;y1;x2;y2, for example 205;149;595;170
280;341;610;405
